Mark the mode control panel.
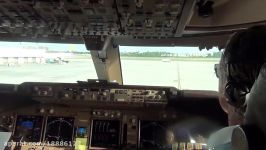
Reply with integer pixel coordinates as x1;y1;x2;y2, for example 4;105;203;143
22;82;173;106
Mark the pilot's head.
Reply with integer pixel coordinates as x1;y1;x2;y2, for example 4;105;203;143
218;25;266;125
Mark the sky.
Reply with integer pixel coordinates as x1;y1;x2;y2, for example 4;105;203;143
0;41;220;55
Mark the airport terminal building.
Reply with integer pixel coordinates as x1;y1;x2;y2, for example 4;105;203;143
0;48;46;65
0;48;71;66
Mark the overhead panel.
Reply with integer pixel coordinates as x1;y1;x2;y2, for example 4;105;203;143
0;0;187;42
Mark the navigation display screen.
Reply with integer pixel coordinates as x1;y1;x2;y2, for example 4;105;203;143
14;115;43;142
44;116;74;143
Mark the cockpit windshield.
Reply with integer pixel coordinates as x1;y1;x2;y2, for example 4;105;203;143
0;42;97;84
0;42;221;91
120;46;221;91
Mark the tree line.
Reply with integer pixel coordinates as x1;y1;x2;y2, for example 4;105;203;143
120;51;222;58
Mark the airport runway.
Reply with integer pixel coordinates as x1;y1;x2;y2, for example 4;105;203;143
0;58;219;91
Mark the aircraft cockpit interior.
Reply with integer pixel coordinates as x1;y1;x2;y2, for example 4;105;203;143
0;0;265;149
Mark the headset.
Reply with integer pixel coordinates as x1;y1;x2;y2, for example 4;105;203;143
224;63;251;109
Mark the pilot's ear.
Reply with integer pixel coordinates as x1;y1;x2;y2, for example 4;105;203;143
218;93;229;113
218;74;229;113
227;105;244;125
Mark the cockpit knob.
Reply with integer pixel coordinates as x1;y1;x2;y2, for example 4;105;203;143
64;93;69;98
97;111;101;115
102;92;107;96
49;109;54;114
40;108;45;113
131;118;136;124
92;111;96;115
117;112;121;117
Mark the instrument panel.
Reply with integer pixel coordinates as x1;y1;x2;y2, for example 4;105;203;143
0;82;225;150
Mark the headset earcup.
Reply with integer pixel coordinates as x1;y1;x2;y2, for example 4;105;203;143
225;81;240;106
225;81;248;108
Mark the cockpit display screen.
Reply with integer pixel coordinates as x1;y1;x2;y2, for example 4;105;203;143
140;121;171;150
140;120;210;150
44;116;74;143
14;115;44;142
77;127;87;138
90;120;120;148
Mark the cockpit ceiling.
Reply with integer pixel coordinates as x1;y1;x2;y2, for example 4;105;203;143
187;0;266;32
0;0;186;41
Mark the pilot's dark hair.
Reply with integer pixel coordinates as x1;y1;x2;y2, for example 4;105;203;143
221;25;266;114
